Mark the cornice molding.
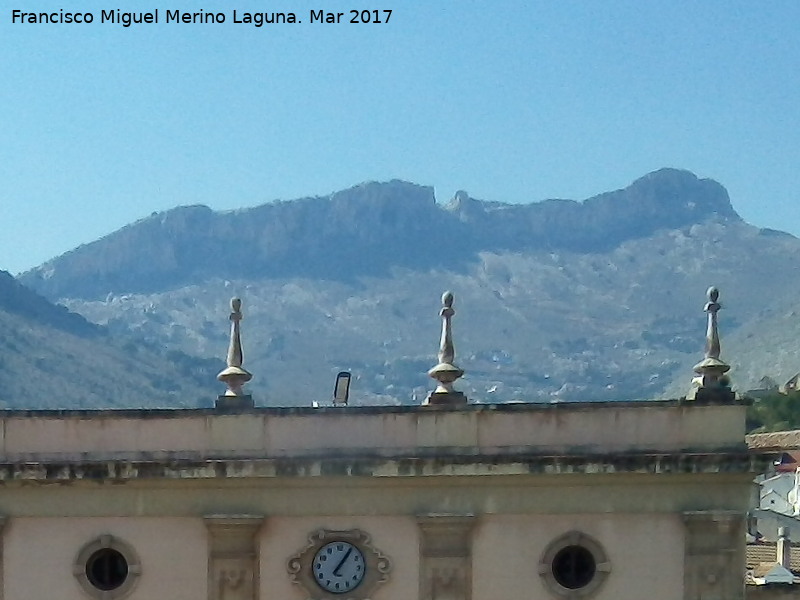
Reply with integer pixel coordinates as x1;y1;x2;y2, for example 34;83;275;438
0;451;767;483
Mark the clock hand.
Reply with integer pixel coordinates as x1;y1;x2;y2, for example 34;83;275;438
333;547;353;576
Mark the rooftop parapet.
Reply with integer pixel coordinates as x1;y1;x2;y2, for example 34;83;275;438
0;399;749;464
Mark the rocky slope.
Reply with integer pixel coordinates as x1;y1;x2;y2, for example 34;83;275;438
0;270;222;408
17;169;800;405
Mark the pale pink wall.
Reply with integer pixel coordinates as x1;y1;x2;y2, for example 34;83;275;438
0;513;694;599
3;517;207;600
473;513;685;600
260;516;419;600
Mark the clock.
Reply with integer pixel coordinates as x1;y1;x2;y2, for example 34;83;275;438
312;541;366;594
287;529;390;599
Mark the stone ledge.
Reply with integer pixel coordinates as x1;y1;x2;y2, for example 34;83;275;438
0;397;751;419
0;451;768;483
0;442;753;464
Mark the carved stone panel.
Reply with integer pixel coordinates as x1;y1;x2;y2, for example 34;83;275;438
213;559;254;600
205;515;265;600
683;511;745;600
417;515;475;600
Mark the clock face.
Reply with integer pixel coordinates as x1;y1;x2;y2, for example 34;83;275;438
312;541;366;594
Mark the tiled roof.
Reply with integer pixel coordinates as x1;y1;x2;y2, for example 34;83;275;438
748;431;800;451
747;543;800;572
752;563;783;578
748;563;798;586
776;452;800;473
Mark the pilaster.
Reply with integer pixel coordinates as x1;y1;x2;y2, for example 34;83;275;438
0;517;6;600
682;510;745;600
204;515;265;600
417;514;475;600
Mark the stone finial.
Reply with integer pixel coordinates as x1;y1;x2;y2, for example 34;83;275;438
438;291;456;366
216;297;253;406
425;291;467;406
686;286;734;402
703;287;722;360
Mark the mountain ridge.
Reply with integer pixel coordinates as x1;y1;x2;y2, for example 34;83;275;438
21;168;740;301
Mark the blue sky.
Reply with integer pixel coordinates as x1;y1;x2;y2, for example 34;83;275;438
1;1;799;275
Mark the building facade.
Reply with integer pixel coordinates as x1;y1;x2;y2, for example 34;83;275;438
0;399;758;600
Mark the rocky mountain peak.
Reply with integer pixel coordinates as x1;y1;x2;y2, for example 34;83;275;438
20;169;742;300
330;179;435;206
447;191;485;220
621;168;739;221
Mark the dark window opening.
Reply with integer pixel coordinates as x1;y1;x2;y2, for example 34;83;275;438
552;545;596;590
86;548;129;591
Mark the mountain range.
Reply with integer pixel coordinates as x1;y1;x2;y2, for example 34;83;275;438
10;168;800;406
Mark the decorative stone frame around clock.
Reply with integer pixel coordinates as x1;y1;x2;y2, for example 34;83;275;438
287;529;391;600
73;534;141;600
538;531;611;599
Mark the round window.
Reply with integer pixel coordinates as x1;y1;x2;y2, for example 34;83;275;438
86;548;129;591
552;545;596;589
538;531;610;598
74;535;141;599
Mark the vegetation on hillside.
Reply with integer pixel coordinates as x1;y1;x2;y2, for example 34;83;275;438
747;390;800;433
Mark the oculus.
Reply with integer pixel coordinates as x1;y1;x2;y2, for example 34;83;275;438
73;535;141;599
538;531;611;598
